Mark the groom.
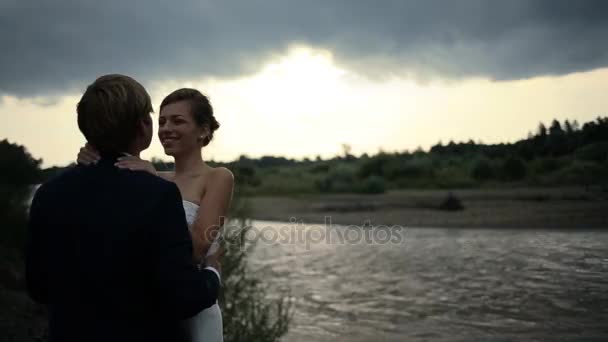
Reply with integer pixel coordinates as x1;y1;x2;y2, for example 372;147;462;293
26;74;221;342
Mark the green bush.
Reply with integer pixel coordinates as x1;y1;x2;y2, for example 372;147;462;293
0;141;46;341
315;165;356;193
355;175;386;194
0;140;42;249
434;166;476;188
0;140;42;186
309;163;330;173
551;161;606;186
0;186;32;249
357;153;391;178
385;157;433;180
220;220;292;342
575;142;608;163
471;159;494;181
220;196;292;341
535;157;563;173
502;156;527;180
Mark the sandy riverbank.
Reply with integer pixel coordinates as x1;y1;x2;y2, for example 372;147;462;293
244;187;608;229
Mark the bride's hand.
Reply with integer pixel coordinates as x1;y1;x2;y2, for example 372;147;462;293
77;143;101;165
204;245;225;275
114;156;158;176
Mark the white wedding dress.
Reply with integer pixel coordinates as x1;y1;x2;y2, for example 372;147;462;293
182;200;224;342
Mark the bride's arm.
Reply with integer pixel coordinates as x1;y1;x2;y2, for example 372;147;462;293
114;156;159;176
190;167;234;263
76;143;101;165
76;144;169;178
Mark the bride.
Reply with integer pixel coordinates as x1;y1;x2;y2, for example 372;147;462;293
78;88;234;342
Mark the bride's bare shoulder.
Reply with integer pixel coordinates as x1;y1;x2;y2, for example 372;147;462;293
200;166;234;194
199;166;234;202
208;166;234;184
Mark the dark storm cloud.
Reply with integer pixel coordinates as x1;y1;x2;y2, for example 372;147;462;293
1;0;607;96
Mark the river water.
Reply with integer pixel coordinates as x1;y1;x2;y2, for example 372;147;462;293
247;220;608;341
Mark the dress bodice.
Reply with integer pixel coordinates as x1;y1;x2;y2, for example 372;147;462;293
181;201;223;342
182;200;199;227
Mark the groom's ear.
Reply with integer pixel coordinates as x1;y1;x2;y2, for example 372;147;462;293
142;114;152;126
136;114;154;148
136;114;152;131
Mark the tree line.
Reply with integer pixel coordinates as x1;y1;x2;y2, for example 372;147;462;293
224;117;608;195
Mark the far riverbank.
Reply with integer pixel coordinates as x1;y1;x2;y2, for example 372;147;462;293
245;187;608;229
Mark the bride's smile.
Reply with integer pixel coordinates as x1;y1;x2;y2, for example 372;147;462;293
159;135;180;146
158;99;208;156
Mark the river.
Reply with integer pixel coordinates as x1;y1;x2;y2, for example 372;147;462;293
247;220;608;341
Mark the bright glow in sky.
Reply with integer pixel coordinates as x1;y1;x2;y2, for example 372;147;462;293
1;46;607;167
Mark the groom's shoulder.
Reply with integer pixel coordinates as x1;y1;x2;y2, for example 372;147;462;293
127;169;177;193
33;165;83;197
37;164;177;199
115;169;182;204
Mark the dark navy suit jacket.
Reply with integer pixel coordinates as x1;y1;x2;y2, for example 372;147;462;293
26;154;219;342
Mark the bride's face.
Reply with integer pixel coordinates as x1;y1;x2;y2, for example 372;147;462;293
158;100;203;156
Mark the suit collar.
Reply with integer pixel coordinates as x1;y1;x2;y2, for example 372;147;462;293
97;151;132;165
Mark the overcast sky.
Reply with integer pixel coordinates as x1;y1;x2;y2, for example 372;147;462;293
1;0;608;166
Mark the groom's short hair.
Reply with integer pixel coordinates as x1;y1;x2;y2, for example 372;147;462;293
77;74;152;153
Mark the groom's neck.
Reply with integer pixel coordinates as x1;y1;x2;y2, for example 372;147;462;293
125;149;141;158
125;141;143;157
